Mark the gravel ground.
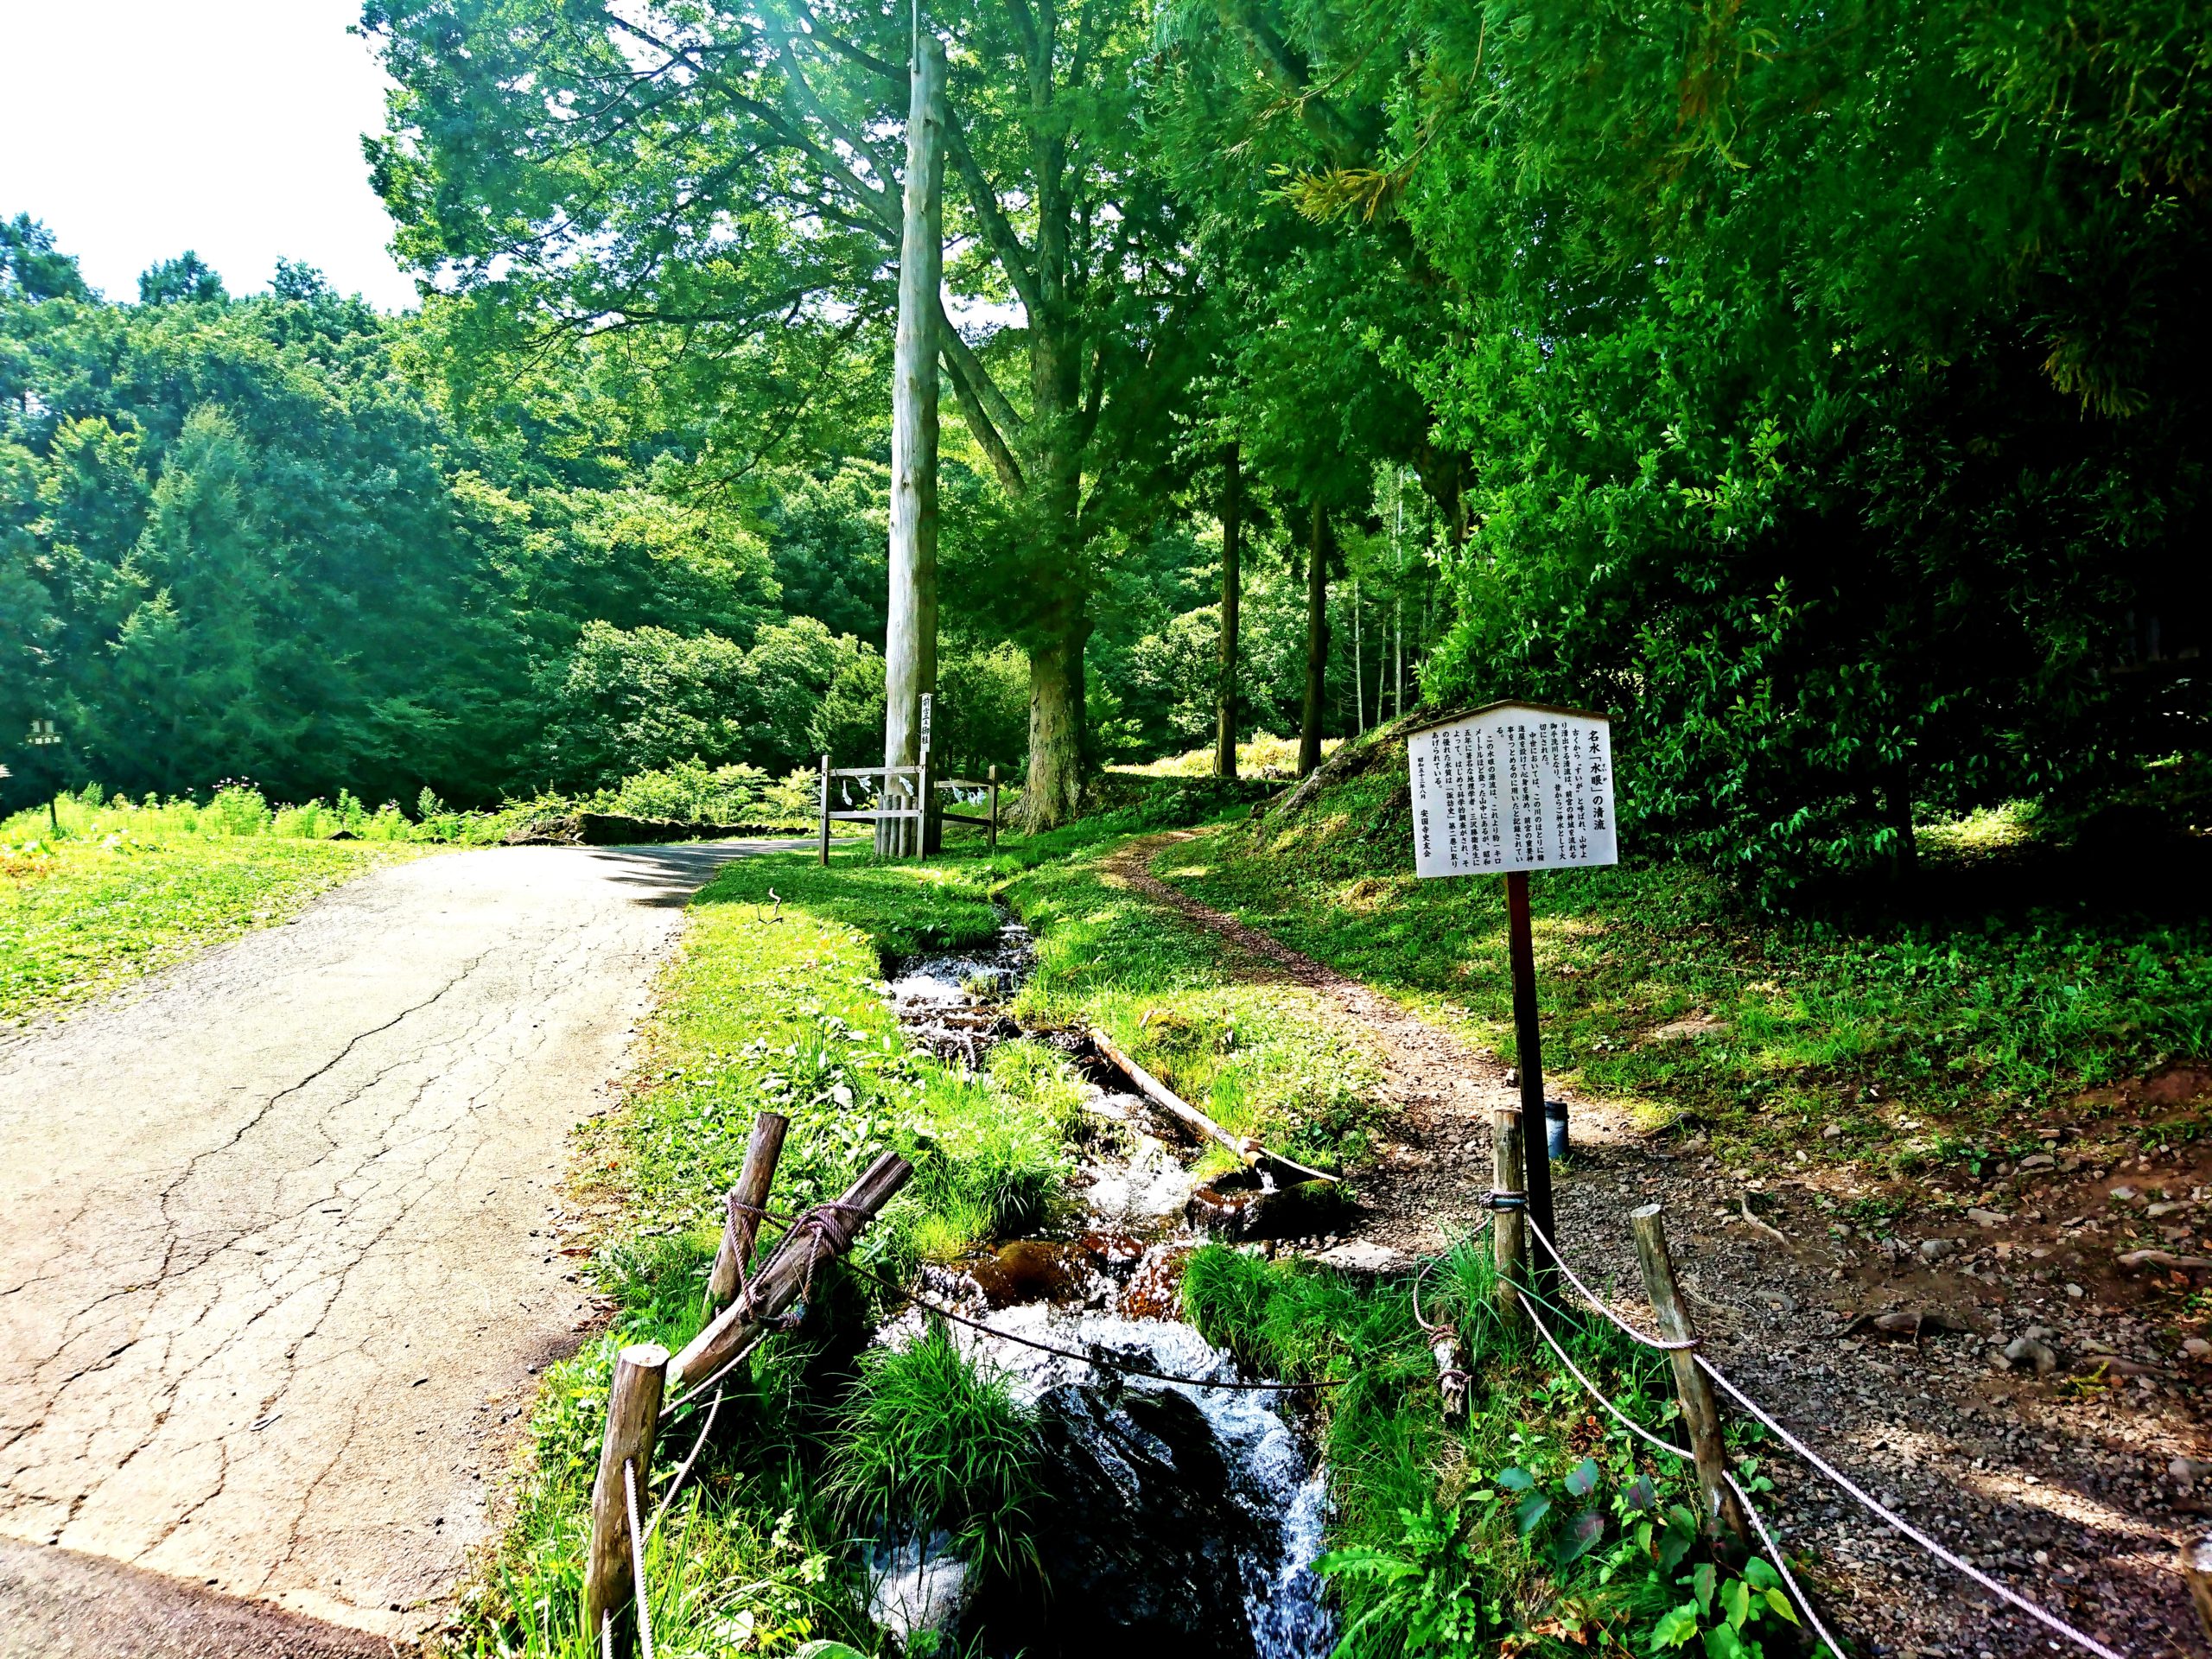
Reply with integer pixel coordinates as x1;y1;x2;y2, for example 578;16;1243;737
1111;835;2210;1658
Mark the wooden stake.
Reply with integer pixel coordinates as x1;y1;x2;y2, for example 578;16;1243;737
817;753;831;866
1629;1204;1749;1558
671;1152;912;1391
1491;1106;1527;1331
2184;1533;2212;1642
1506;869;1558;1310
988;765;999;855
704;1112;788;1316
582;1342;667;1641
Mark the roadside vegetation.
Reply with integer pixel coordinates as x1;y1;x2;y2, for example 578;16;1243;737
0;785;405;1025
0;767;844;1026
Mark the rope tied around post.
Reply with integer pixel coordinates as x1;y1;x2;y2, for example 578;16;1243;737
622;1458;657;1659
1522;1211;1700;1352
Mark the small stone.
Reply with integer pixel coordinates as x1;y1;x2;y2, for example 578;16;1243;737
2183;1338;2210;1358
1823;1124;1843;1139
2109;1185;2136;1201
1965;1207;2008;1227
2063;1282;2084;1299
2171;1456;2212;1485
1918;1237;1956;1262
2018;1153;2055;1171
2147;1200;2183;1217
2002;1336;2058;1376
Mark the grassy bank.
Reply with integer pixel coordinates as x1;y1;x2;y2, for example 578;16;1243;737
454;849;1090;1657
1154;731;2212;1172
0;796;405;1025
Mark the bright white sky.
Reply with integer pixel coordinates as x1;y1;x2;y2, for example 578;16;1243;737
0;0;418;311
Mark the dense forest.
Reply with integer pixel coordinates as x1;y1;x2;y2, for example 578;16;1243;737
5;0;2208;894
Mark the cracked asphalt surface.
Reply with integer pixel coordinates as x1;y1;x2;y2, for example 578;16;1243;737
0;840;802;1649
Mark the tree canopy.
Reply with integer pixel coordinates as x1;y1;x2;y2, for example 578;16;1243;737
6;0;2207;894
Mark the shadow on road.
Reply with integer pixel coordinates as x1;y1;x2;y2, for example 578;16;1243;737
577;838;813;908
0;1537;391;1659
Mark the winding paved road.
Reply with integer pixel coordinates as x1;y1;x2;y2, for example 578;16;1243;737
0;841;798;1650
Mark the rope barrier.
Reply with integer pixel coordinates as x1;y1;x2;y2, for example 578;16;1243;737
1518;1287;1692;1465
1726;1470;1852;1659
1696;1355;2127;1659
622;1458;657;1659
1507;1209;2128;1659
1522;1212;1697;1351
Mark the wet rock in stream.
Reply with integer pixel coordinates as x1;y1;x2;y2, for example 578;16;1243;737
1187;1168;1351;1241
985;1382;1268;1656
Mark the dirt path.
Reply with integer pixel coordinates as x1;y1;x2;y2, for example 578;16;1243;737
0;839;804;1648
1106;833;2208;1659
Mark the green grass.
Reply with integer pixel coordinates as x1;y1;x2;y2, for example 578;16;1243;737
1002;833;1388;1175
450;848;1094;1658
1179;1240;1806;1657
0;813;401;1025
1152;729;2212;1171
826;1323;1044;1586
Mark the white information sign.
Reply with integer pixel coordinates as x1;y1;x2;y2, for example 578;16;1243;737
1408;702;1617;878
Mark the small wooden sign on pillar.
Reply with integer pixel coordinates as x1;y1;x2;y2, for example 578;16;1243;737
1407;701;1617;1306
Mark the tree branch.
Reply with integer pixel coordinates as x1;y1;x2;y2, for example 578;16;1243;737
941;111;1046;321
940;345;1028;495
1213;0;1368;165
936;299;1027;443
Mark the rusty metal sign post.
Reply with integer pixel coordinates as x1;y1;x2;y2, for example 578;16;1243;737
1407;700;1618;1306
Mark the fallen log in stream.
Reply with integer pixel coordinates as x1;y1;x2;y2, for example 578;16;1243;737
1087;1025;1338;1186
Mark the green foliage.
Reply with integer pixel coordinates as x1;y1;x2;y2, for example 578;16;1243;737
1179;1236;1758;1655
1160;760;2212;1158
826;1323;1044;1583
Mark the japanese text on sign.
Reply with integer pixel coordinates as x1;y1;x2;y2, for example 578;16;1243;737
1408;703;1617;878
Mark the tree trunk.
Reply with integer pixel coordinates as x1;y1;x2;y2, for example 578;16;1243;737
1214;444;1242;778
1352;575;1364;732
1025;621;1087;829
880;35;945;857
1299;502;1332;776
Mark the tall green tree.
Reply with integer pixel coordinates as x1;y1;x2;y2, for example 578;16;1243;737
365;0;1203;826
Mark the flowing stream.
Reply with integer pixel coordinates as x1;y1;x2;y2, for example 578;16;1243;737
868;924;1338;1658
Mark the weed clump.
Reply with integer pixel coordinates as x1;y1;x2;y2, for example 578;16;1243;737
826;1323;1044;1586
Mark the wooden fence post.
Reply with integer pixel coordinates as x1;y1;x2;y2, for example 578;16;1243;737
582;1342;668;1641
1492;1106;1527;1331
704;1112;789;1316
1629;1204;1750;1559
988;765;999;855
817;754;830;866
671;1152;913;1391
2184;1533;2212;1641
